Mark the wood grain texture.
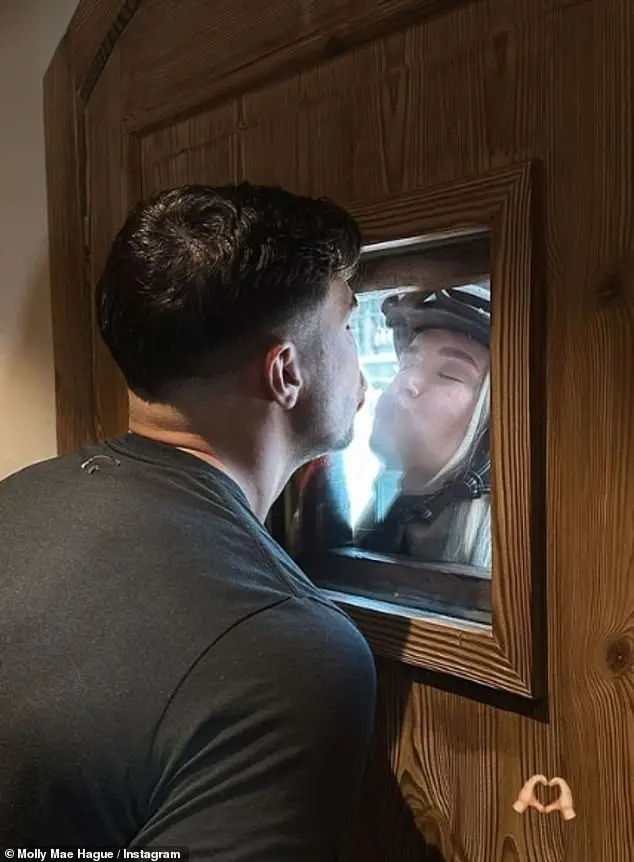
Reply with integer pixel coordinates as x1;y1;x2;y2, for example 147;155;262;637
44;0;634;859
43;0;146;454
43;43;96;453
544;1;634;859
120;0;480;133
55;0;146;94
78;0;145;102
335;597;529;694
359;236;491;293
64;0;126;77
118;0;591;134
85;52;141;440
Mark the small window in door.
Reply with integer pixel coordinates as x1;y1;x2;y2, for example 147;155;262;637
277;230;493;626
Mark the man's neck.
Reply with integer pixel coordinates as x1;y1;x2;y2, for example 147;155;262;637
128;396;293;521
176;439;287;522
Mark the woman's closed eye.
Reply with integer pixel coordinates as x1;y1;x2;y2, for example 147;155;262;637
436;362;471;384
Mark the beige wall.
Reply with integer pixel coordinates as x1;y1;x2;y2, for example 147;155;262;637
0;0;79;479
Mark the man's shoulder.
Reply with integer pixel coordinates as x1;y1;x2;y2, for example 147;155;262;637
1;443;109;489
159;593;376;740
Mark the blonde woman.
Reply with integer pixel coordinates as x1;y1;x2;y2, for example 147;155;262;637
355;284;491;569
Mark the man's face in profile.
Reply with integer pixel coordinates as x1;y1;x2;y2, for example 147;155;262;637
292;277;367;460
370;327;489;476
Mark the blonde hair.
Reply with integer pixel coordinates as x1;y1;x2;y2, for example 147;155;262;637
424;371;491;567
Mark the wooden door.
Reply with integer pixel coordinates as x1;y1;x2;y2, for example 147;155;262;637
45;1;634;860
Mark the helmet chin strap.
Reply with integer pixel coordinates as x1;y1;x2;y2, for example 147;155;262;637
396;449;491;528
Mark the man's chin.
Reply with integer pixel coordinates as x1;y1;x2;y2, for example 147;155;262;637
302;427;353;463
331;425;355;453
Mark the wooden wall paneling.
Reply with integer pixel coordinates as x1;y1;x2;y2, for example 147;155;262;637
137;1;493;200
241;88;390;201
341;660;448;862
141;131;241;198
44;44;97;453
118;0;595;136
247;3;489;125
540;5;596;859
67;0;143;97
303;0;631;858
140;105;239;168
85;51;141;439
486;0;592;31
238;114;306;198
166;33;491;200
347;1;633;859
44;0;146;455
546;0;634;857
344;673;561;861
139;103;241;196
235;36;409;197
120;0;483;133
343;662;559;861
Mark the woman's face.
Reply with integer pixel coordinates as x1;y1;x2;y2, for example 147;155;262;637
370;328;489;476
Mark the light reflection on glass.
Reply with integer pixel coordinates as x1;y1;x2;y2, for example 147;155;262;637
291;232;494;614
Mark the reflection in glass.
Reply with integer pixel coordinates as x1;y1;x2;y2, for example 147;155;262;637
288;232;493;619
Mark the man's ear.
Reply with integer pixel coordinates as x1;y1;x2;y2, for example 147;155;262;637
263;342;303;410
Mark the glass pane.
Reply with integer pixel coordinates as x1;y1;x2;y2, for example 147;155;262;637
291;230;493;623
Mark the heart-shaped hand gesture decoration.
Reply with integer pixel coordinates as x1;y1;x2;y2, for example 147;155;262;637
513;775;576;820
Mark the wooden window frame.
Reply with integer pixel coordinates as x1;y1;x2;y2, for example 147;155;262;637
273;161;546;698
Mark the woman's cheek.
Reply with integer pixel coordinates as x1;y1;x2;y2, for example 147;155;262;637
429;386;471;422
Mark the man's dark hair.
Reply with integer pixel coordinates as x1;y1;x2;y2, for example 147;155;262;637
96;183;361;400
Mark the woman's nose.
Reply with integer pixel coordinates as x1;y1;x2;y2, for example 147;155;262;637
394;371;421;400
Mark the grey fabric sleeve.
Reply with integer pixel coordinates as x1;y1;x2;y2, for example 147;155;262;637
129;596;377;861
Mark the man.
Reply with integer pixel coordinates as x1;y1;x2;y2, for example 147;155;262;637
355;284;491;567
0;184;376;858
